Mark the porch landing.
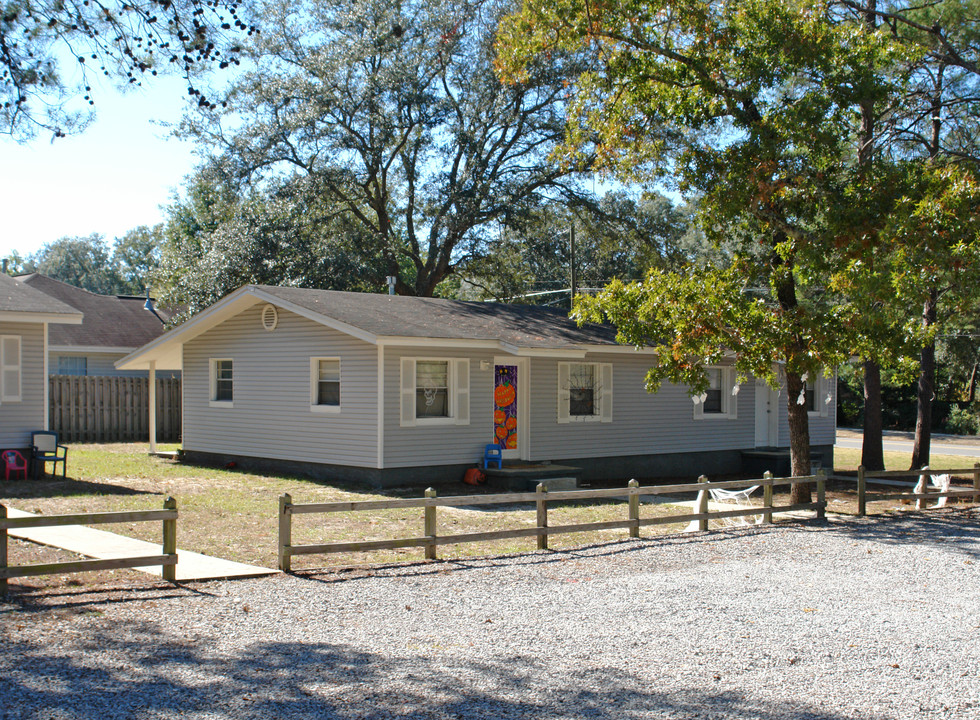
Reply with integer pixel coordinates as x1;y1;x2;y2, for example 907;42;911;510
484;463;583;491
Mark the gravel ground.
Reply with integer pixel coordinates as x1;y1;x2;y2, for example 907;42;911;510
2;509;978;720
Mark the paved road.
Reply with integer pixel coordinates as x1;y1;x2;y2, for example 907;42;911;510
836;428;980;458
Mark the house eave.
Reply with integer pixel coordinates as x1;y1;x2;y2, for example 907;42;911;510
0;311;83;325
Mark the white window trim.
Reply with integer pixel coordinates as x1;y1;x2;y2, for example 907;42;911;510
557;361;613;424
209;358;234;408
310;357;341;414
1;335;22;403
694;366;738;420
399;357;470;427
806;375;830;418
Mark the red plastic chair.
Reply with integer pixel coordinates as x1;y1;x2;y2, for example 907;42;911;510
2;450;28;481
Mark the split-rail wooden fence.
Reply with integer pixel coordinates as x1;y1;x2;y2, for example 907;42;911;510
0;498;178;594
49;376;181;443
850;465;980;515
276;472;828;570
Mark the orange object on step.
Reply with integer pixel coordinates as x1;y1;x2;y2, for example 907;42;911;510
463;468;485;486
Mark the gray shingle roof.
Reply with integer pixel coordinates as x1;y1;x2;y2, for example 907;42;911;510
0;273;80;317
257;286;619;348
15;274;172;349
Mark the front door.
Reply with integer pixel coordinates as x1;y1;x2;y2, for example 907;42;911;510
492;360;527;459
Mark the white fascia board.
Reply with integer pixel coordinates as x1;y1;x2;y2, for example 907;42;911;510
116;286;384;371
0;311;83;325
116;286;266;370
260;292;378;344
377;336;504;350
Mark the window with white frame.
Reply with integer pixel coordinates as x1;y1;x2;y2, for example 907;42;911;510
558;362;612;423
210;359;234;405
694;366;737;419
400;358;470;426
57;356;87;376
803;375;829;417
1;335;21;402
311;358;340;411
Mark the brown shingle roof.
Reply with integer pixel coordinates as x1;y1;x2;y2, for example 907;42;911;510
257;286;619;348
15;274;171;349
0;273;80;317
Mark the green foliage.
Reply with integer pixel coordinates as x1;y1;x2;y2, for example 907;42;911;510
156;168;386;320
463;190;692;305
574;263;853;396
0;0;255;139
28;234;124;295
943;405;980;435
180;0;596;296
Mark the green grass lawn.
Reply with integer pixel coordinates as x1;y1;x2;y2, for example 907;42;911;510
833;446;980;473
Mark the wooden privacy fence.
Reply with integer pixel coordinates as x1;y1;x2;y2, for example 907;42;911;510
850;465;980;516
0;498;178;594
277;472;827;570
49;376;181;443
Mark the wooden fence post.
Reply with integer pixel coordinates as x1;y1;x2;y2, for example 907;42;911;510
424;488;437;560
763;471;773;525
536;483;549;550
1;504;7;596
628;479;640;539
698;475;709;532
974;463;979;504
816;469;826;520
857;465;866;517
279;493;292;572
162;497;177;582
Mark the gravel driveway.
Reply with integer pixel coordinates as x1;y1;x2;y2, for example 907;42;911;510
2;509;978;720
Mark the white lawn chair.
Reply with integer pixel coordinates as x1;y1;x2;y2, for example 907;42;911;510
708;484;762;526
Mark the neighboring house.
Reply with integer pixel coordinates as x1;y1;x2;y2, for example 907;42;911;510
117;285;836;486
0;273;83;451
14;274;177;378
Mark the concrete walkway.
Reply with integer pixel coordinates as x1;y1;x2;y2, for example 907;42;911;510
6;507;278;582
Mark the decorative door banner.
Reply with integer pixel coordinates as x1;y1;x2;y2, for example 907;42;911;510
493;365;518;450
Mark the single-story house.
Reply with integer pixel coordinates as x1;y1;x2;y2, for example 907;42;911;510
14;274;178;378
117;285;835;485
0;273;83;451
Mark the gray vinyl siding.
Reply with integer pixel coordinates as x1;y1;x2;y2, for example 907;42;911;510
0;322;46;449
774;371;837;448
182;305;378;467
383;346;493;468
383;349;777;469
528;353;756;461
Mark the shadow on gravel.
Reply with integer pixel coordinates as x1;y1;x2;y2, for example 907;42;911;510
0;618;862;720
823;507;980;559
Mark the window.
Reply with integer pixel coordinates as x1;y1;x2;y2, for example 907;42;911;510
57;356;87;376
803;375;829;417
210;359;233;405
694;366;737;420
558;362;612;423
1;335;21;402
311;358;340;412
416;360;449;418
399;358;470;426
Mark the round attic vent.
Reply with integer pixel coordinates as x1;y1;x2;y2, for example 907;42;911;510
261;304;279;331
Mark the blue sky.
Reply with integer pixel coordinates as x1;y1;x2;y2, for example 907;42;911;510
0;77;199;261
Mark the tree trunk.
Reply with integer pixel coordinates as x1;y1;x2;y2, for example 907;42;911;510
910;291;938;470
785;370;812;504
861;359;885;471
